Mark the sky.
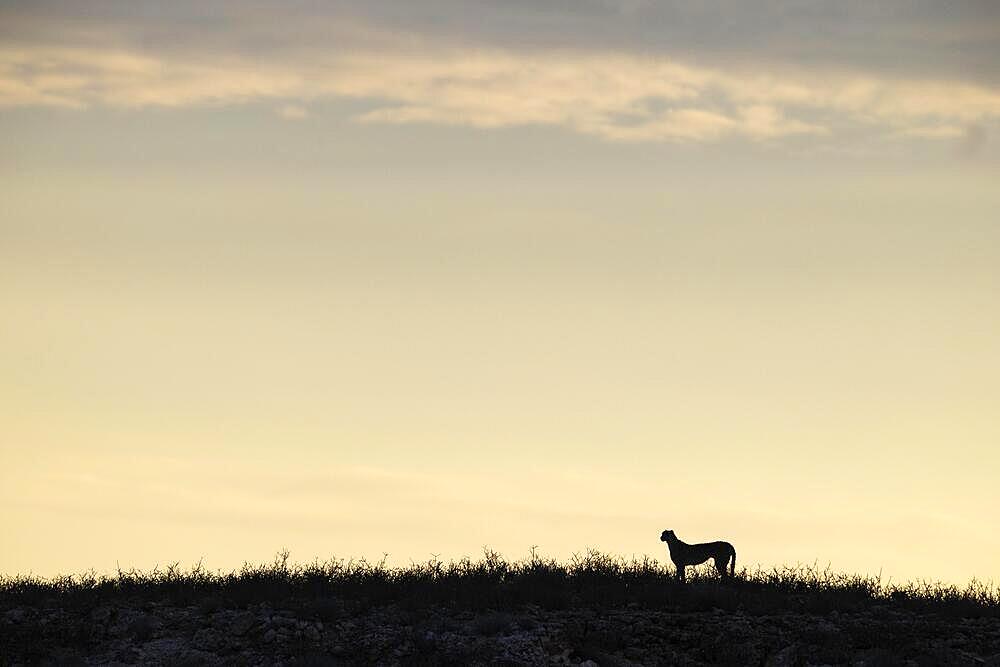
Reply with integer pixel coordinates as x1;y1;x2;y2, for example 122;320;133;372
2;1;999;584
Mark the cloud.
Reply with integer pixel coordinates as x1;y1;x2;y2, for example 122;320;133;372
1;35;999;146
3;2;1000;88
737;105;828;140
277;104;308;120
896;125;966;139
958;123;989;157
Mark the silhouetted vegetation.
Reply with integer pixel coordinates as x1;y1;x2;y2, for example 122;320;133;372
4;551;999;665
3;548;997;618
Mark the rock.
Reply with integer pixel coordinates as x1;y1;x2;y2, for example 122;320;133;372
270;614;296;629
127;613;160;641
114;646;142;663
550;647;573;664
193;627;224;651
230;612;256;636
4;593;1000;666
90;606;114;626
766;644;799;667
140;638;217;665
4;608;27;623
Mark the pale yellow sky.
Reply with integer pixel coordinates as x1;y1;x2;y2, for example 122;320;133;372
2;1;999;584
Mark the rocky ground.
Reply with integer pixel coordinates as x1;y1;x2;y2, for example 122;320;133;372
4;598;1000;666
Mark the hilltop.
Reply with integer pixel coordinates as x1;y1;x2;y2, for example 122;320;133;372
3;551;998;665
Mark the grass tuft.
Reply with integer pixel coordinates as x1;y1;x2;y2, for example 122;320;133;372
2;549;996;618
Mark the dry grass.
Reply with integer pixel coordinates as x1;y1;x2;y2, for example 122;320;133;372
2;549;997;618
